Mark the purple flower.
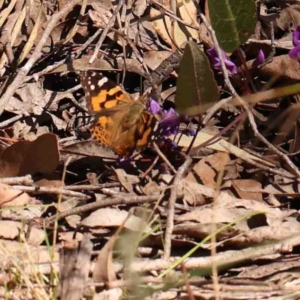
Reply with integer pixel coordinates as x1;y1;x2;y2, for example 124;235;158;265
289;27;300;59
148;99;180;137
206;48;237;74
252;49;265;67
149;98;161;114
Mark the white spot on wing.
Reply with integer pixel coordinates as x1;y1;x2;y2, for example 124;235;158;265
90;85;95;90
98;77;108;87
153;122;159;132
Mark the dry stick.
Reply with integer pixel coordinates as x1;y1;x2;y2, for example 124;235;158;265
247;38;292;49
119;232;300;273
12;185;90;200
64;182;121;191
219;141;296;179
200;14;300;179
163;157;192;260
0;0;82;116
0;175;33;185
0;114;22;128
45;194;161;226
148;0;199;30
89;0;123;64
140;155;160;179
19;231;300;278
153;142;177;174
74;27;102;58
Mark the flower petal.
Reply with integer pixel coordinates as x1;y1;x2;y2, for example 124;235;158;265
289;45;300;59
292;27;300;47
252;49;265;67
148;98;162;114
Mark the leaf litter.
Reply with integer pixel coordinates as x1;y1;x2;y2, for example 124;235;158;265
1;0;300;299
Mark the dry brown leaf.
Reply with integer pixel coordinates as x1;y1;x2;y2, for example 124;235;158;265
150;0;199;48
0;0;17;28
81;208;152;233
88;7;112;28
10;82;46;115
178;179;208;206
143;50;173;70
132;0;147;17
127;21;161;50
251;54;300;83
95;288;122;300
177;192;289;229
172;131;275;167
93;231;118;283
0;6;26;70
0;239;59;268
111;168;139;193
186;152;230;188
232;179;263;202
275;4;300;31
59;231;84;243
91;0;112;11
0;183;33;207
0;133;60;177
62;140;117;159
0;220;45;246
18;5;43;63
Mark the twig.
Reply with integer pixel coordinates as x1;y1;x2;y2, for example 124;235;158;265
163;156;192;259
64;182;121;191
12;185;90;200
153;142;177;174
74;28;102;58
0;0;82;116
0;114;22;128
140;155;160;179
89;0;123;64
148;0;199;31
120;231;300;273
0;175;33;185
45;194;162;226
247;38;292;49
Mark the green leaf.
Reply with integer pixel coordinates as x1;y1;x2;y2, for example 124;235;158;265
175;41;219;116
208;0;256;52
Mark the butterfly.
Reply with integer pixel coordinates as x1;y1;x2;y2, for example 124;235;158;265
80;71;160;157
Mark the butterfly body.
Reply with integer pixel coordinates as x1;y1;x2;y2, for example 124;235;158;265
80;71;159;157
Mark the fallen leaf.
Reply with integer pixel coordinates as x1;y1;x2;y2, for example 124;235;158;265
81;208;152;233
0;133;60;177
186;152;230;188
143;50;173;70
232;179;263;202
0;183;33;207
150;0;199;48
0;220;45;246
172;130;275;167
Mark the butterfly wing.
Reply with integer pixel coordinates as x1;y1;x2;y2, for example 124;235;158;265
80;71;159;157
110;103;159;156
80;71;134;113
80;71;134;150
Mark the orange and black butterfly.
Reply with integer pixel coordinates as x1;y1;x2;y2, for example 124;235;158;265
80;71;160;157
